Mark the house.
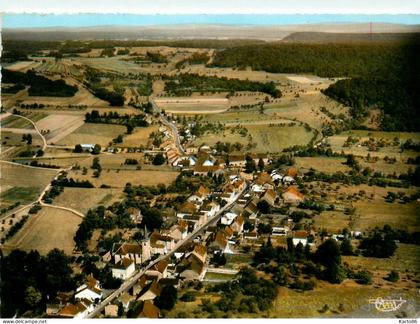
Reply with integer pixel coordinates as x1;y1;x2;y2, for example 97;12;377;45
74;275;102;302
112;242;151;265
243;231;258;240
136;300;160;318
149;231;176;255
230;215;245;234
119;292;135;311
254;172;275;189
187;185;211;204
272;226;289;236
200;200;220;219
176;201;199;218
223;226;235;239
286;167;298;178
221;211;238;225
260;188;278;206
193;164;223;176
80;144;95;152
137;280;161;301
158;278;180;289
104;304;119;317
211;231;234;254
292;230;308;246
132;276;148;297
126;207;143;224
282;186;304;205
243;201;259;219
177;245;208;281
112;258;136;280
145;260;169;281
58;302;89;319
163;221;188;242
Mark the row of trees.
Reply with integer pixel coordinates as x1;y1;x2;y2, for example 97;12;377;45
163;73;281;98
85;110;149;128
3;69;78;97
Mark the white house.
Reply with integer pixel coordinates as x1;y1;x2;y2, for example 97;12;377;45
221;212;238;226
112;258;136;280
292;231;309;246
74;276;103;302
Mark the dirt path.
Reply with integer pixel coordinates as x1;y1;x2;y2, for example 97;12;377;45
12;114;47;151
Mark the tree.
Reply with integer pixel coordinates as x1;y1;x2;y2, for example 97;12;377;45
26;134;32;145
345;154;357;167
126;124;134;134
25;286;42;308
154;285;177;310
92;144;101;155
36;149;44;157
258;158;265;171
245;155;257;173
386;270;399;282
340;239;354;256
152;153;165;166
314;239;341;267
326;263;346;284
142;208;163;231
74;144;83;153
257;200;271;214
355;270;373;285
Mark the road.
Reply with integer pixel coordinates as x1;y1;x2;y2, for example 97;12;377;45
87;183;247;318
150;98;185;155
11;114;47;151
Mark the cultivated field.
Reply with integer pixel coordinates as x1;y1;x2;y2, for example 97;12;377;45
194;124;314;153
295;157;350;173
155;97;230;114
3;206;82;255
68;169;179;188
35;113;85;144
119;125;159;147
57;123;126;147
53;188;124;214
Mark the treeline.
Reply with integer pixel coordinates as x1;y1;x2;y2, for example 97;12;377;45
85;110;149;127
323;77;419;131
211;43;420;131
1;83;25;94
175;52;210;69
1;249;75;317
2;69;78;97
90;87;125;106
2;39;265;54
163;73;281;98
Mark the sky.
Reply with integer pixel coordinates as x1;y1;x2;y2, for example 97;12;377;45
1;1;420;28
2;0;420;14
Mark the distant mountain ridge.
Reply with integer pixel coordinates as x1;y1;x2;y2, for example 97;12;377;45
282;32;420;43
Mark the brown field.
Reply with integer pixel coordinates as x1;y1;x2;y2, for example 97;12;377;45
119;125;159;147
352;200;420;232
57;123;126;147
295;157;350;173
194;124;314;153
155;97;230;114
35;113;85;144
3;206;82;255
53;188;124;214
68;168;179;188
0;162;58;195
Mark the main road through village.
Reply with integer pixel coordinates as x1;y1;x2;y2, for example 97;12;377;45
87;183;247;318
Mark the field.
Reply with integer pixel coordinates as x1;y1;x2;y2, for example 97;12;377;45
295;157;350;173
68;169;179;188
155;97;230;114
118;125;159;147
52;188;124;214
3;206;82;255
0;162;58;196
327;130;420;159
193;124;314;153
35;113;85;144
0;115;33;129
352;200;420;232
57;123;126;147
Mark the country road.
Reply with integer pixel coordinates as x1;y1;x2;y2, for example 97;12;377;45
12;114;47;151
150;98;185;155
87;183;247;318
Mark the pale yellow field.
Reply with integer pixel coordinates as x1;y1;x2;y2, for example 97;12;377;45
295;157;350;173
57;123;126;147
3;206;82;255
53;187;124;214
119;125;159;147
69;169;179;188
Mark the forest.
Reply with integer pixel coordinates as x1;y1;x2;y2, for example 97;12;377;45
163;73;281;97
2;69;78;97
212;42;420;131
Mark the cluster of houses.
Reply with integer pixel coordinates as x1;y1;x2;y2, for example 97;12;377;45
48;160;321;319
